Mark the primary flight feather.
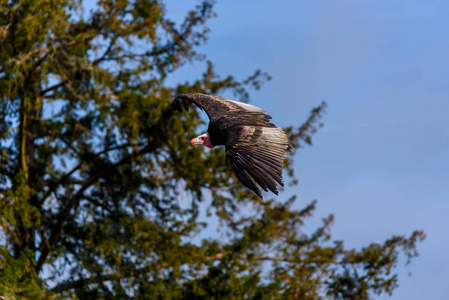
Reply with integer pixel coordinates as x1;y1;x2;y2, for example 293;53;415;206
172;93;294;199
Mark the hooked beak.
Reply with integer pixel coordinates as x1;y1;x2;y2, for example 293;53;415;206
190;137;202;146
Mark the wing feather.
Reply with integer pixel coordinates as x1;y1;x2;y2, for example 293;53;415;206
239;146;284;181
172;93;272;124
226;125;294;198
230;160;263;199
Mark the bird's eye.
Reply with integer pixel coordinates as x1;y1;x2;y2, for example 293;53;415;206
201;137;205;140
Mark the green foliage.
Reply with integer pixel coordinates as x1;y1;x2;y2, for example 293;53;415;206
0;0;424;299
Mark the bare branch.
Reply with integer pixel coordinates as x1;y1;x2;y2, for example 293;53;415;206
93;36;116;66
40;141;145;203
40;81;67;96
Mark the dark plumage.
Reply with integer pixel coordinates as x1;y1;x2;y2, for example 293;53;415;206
172;93;294;198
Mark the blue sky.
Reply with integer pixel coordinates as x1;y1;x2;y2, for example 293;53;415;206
164;1;449;299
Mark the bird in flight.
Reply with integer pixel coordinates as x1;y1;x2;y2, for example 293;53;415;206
172;93;294;199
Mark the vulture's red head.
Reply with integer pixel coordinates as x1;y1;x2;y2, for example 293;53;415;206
190;133;215;149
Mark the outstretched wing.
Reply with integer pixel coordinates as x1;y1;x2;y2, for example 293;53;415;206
226;125;294;199
172;93;271;124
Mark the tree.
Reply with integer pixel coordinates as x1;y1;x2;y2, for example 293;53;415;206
0;0;424;299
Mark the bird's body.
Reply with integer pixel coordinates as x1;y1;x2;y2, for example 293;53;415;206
172;93;294;198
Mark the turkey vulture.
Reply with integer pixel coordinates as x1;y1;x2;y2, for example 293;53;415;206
172;93;294;198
